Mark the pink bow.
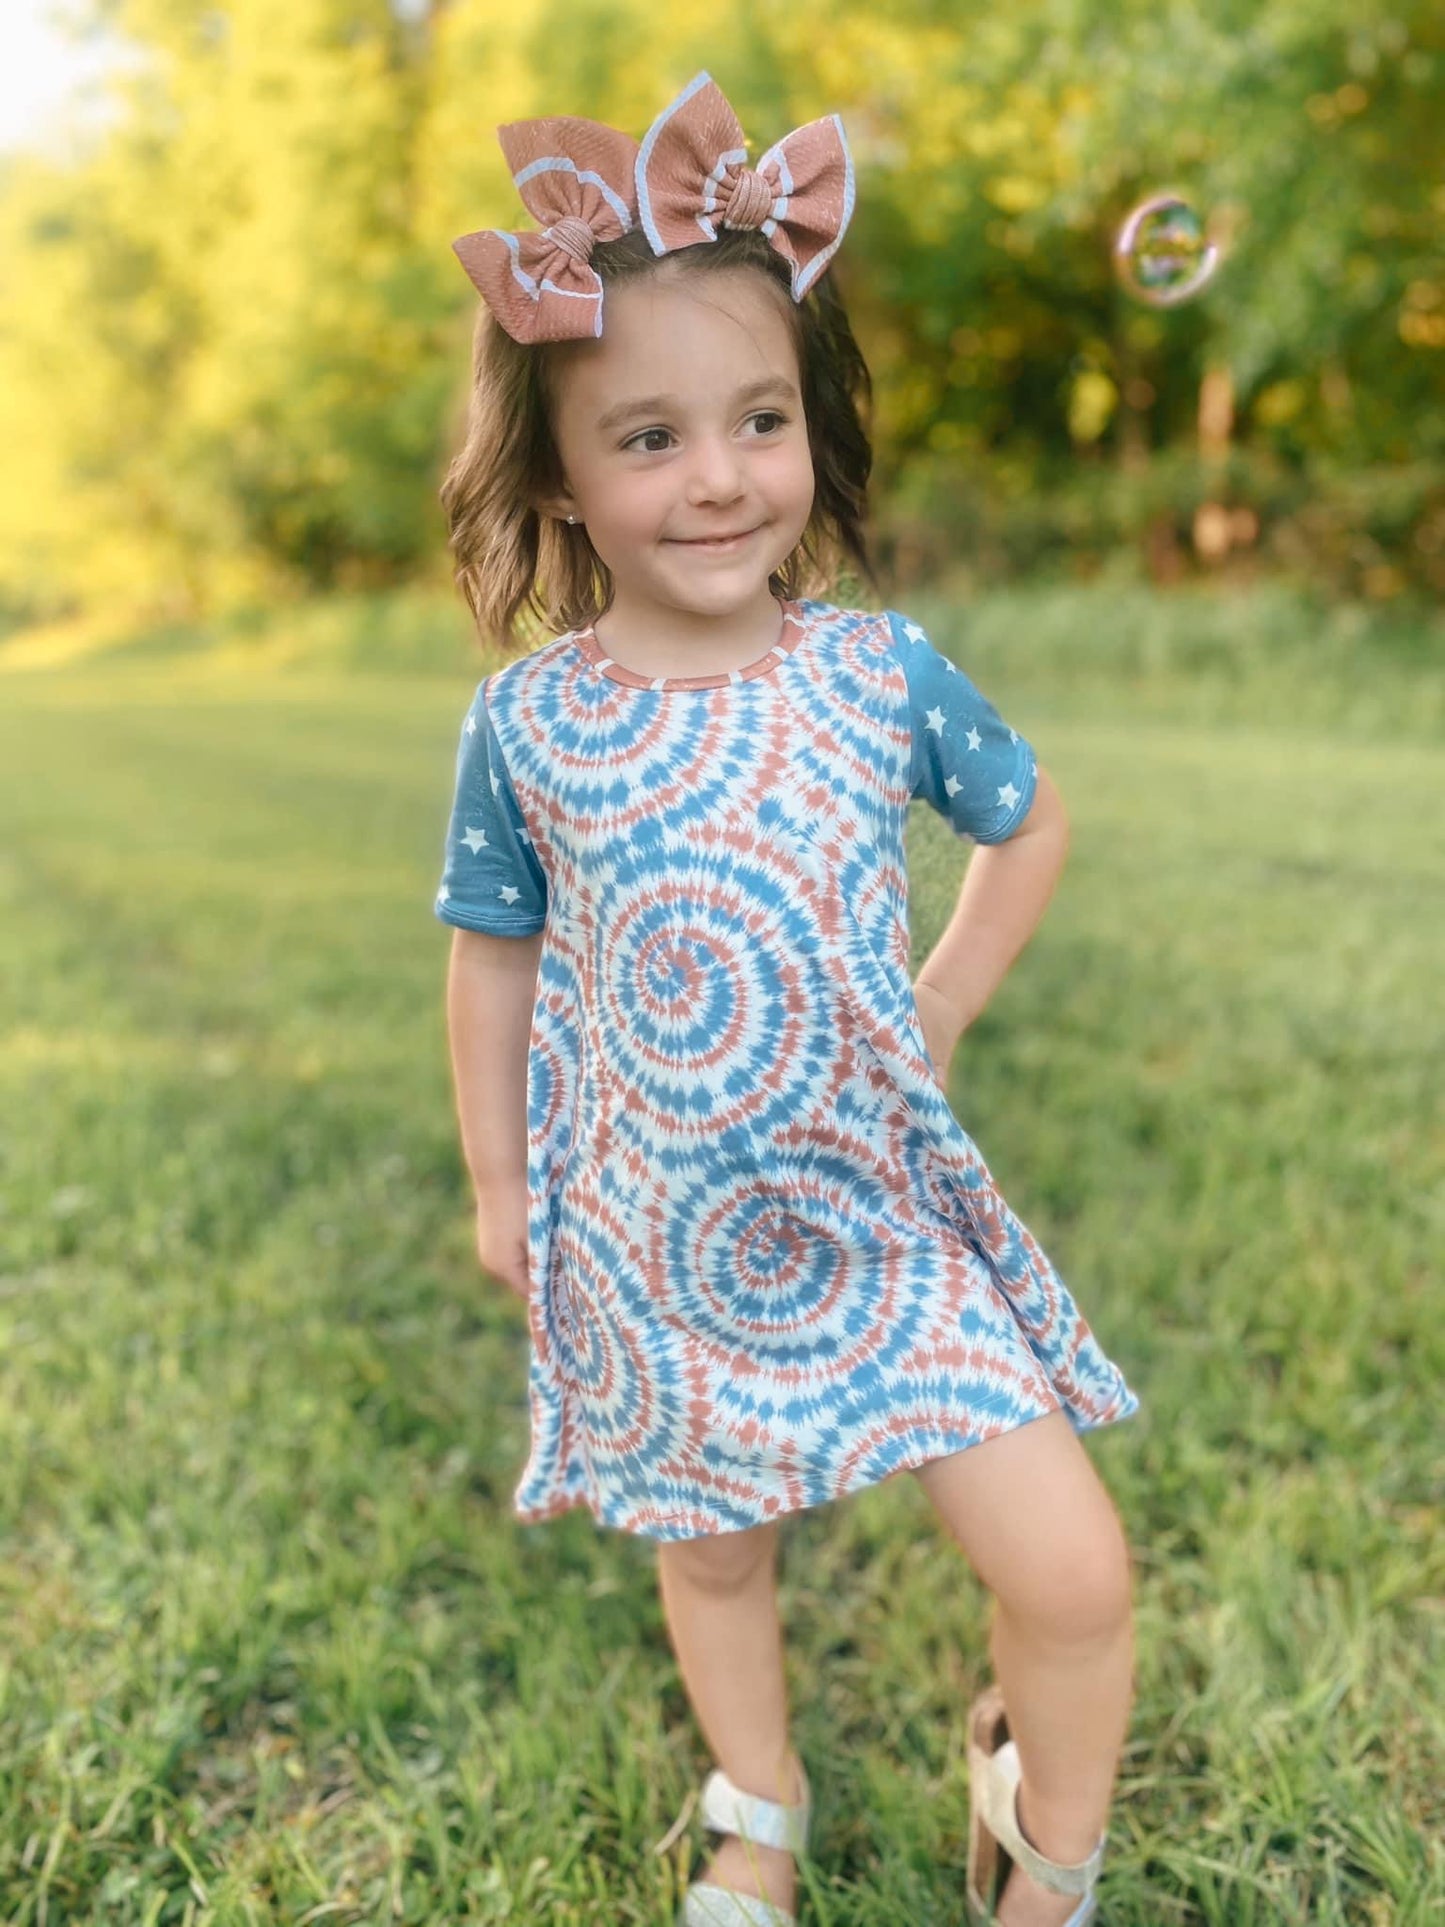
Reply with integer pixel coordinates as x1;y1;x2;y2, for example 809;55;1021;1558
636;72;855;299
451;116;640;342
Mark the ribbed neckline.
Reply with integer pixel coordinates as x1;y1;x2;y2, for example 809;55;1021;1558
570;598;808;692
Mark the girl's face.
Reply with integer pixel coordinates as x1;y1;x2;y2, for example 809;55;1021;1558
542;266;816;644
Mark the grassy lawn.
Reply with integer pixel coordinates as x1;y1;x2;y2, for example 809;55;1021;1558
0;580;1440;1923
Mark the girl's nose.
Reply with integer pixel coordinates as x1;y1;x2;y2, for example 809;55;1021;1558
684;437;746;505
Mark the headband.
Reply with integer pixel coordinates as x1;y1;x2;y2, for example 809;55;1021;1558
452;73;856;343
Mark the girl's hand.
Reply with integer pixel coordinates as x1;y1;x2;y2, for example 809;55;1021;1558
474;1181;531;1303
913;979;967;1088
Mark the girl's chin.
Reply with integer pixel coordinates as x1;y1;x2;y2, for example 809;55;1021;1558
664;581;776;617
670;548;796;588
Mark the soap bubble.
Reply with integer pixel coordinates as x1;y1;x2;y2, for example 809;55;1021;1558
1113;195;1220;307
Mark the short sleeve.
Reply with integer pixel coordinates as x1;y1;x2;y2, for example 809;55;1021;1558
433;680;549;935
889;611;1038;844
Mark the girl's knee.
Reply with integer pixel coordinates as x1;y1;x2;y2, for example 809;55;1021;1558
657;1518;777;1595
915;1413;1133;1639
1061;1521;1133;1639
1000;1511;1134;1643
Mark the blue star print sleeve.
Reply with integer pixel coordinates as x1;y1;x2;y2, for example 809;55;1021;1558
433;680;549;935
888;611;1038;843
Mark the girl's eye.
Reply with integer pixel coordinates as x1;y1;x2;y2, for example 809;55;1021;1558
621;414;787;452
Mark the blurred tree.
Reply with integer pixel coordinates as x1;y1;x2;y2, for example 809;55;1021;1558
0;0;454;618
0;0;1440;627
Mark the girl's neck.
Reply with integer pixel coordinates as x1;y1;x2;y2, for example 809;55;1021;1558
591;587;787;680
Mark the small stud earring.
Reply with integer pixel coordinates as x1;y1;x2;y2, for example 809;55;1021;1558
565;514;577;525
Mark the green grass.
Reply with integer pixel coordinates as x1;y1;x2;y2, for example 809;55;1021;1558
0;580;1441;1923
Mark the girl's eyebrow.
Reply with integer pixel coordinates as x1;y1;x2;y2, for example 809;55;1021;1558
595;376;798;434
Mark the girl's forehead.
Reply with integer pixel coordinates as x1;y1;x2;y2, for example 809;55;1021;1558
556;270;801;409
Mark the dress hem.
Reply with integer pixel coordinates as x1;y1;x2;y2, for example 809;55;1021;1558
509;1384;1142;1544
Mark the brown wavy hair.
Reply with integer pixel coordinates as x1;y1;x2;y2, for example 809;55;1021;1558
439;226;874;648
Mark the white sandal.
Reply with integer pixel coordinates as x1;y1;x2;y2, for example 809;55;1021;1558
966;1686;1106;1925
675;1760;812;1926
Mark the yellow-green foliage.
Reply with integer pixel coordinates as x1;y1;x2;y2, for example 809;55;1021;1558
1;0;1441;630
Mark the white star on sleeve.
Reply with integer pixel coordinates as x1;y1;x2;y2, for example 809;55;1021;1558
498;884;521;906
461;826;489;853
997;782;1020;809
902;620;926;643
944;774;962;798
464;713;477;736
1008;728;1017;743
925;705;945;735
965;726;982;751
436;884;450;903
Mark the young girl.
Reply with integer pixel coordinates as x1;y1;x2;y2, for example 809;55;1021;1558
433;72;1141;1927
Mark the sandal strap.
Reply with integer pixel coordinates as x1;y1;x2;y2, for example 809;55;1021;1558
699;1764;811;1860
681;1886;800;1927
971;1739;1105;1898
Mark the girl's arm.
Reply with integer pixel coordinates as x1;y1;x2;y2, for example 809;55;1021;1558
914;764;1070;1072
446;925;544;1193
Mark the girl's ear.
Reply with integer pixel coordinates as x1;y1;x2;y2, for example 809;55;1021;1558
536;481;579;525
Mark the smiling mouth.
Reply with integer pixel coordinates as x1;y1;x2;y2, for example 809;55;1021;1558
669;527;761;548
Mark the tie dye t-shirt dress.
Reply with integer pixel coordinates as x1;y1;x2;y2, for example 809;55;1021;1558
434;600;1139;1541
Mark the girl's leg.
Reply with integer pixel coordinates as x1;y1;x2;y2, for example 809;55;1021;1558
911;1409;1135;1927
655;1519;806;1916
